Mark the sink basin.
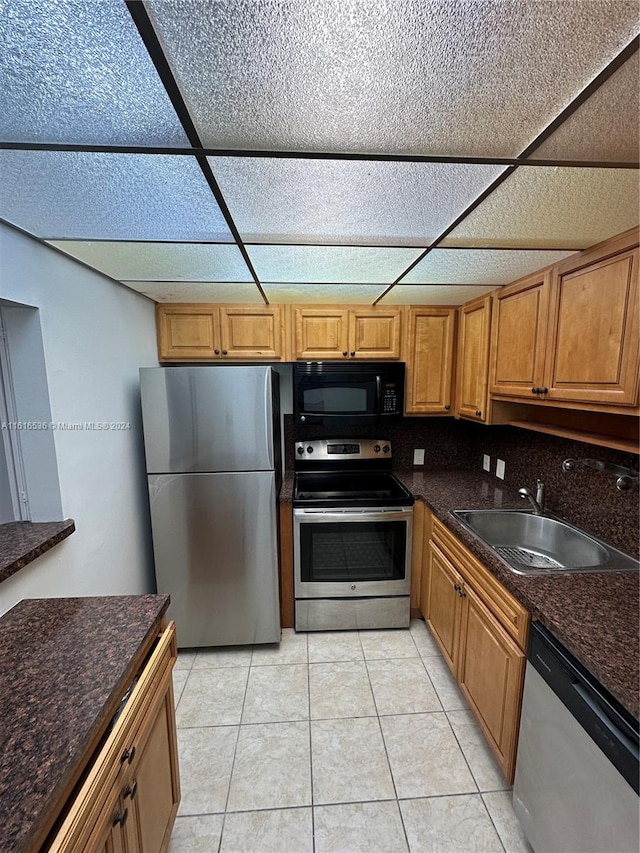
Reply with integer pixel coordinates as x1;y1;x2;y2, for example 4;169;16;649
451;510;639;575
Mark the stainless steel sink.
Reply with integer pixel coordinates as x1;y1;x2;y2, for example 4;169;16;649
451;510;639;575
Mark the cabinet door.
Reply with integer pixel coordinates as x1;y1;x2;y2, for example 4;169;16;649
293;308;350;359
156;306;220;361
219;306;283;359
455;294;492;421
405;308;455;414
348;308;401;359
543;249;639;407
457;584;525;783
425;542;463;673
490;272;549;398
129;687;180;853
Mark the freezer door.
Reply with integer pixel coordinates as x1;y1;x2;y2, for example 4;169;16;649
140;366;275;473
148;471;280;647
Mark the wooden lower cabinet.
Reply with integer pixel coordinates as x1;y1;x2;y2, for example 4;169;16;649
423;520;529;783
48;623;179;853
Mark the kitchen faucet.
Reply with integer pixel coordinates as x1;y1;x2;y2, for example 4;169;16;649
518;479;545;515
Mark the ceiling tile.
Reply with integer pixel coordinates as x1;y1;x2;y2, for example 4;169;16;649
209;157;504;245
0;0;189;146
380;284;496;305
147;0;639;156
403;248;575;285
439;168;639;249
122;282;264;303
0;151;233;241
48;242;252;282
533;54;639;163
261;284;389;303
247;246;422;283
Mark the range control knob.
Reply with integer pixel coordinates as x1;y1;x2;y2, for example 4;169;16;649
373;444;381;452
382;445;390;453
297;446;305;455
306;446;314;454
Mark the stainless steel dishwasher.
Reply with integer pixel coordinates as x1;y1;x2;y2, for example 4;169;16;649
513;622;639;852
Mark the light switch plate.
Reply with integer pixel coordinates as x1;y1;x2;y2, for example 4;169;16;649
496;458;506;480
413;448;425;465
483;454;491;472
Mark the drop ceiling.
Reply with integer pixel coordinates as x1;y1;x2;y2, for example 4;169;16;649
1;0;638;306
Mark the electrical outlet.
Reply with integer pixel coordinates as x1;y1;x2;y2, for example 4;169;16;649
482;454;491;472
413;448;425;465
496;458;506;480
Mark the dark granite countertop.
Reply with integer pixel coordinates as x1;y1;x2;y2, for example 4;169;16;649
0;595;170;853
0;520;76;584
393;468;639;720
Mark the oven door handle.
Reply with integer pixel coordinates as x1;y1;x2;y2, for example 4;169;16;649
294;508;413;523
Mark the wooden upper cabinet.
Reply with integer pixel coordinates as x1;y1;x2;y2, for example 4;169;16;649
157;304;283;361
405;307;456;414
292;306;401;359
490;271;550;399
348;308;402;358
293;307;349;359
544;249;639;407
157;305;220;360
455;294;492;422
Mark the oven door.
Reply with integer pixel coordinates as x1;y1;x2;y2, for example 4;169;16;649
293;507;413;598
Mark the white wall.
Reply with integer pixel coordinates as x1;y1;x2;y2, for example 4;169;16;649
0;224;158;614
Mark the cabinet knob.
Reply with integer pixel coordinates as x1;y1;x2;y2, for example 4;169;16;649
120;746;136;765
214;349;220;355
475;410;482;417
222;349;228;355
112;808;129;828
539;387;548;395
531;387;538;394
124;782;138;800
342;351;348;357
444;405;451;411
350;351;356;357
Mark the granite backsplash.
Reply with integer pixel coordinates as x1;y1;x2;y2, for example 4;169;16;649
284;414;639;557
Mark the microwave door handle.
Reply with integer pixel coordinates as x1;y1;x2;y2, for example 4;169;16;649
375;374;382;411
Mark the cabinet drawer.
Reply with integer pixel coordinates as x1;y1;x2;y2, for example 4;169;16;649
432;518;529;650
48;623;177;853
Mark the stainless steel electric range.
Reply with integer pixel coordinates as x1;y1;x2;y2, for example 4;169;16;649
293;438;414;631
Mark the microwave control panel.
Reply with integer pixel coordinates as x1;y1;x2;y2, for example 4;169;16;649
382;382;400;414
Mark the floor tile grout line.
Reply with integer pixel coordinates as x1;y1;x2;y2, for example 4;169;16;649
306;643;317;853
479;791;509;853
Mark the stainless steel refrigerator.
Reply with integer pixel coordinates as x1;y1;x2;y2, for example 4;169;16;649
140;366;282;648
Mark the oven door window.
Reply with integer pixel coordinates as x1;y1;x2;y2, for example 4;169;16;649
299;520;406;583
300;378;376;415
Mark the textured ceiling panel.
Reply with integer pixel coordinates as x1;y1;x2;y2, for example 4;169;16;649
209;157;504;245
403;249;575;285
440;168;639;248
247;246;422;283
261;283;389;303
48;242;252;282
0;0;189;145
380;284;496;305
533;54;640;163
122;281;264;303
147;0;640;157
0;152;232;241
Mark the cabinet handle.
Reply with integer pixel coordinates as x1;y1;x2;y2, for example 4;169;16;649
539;387;548;395
124;782;138;800
350;351;356;357
475;410;482;417
120;746;136;765
214;349;220;355
459;588;467;598
342;351;348;357
222;349;228;355
531;387;539;394
444;405;451;411
454;583;460;593
112;808;129;828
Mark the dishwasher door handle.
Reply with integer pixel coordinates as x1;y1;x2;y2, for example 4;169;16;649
572;681;639;757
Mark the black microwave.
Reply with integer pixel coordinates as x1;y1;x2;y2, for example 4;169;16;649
293;362;405;425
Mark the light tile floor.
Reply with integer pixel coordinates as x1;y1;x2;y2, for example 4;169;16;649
169;620;532;853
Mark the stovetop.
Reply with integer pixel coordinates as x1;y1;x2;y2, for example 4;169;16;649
293;438;414;508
